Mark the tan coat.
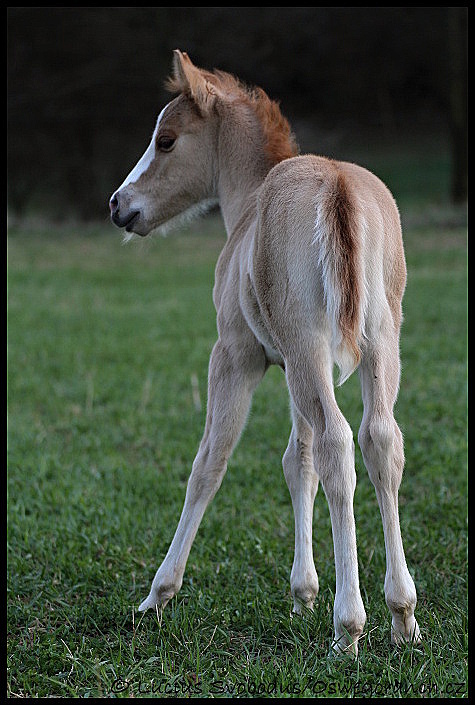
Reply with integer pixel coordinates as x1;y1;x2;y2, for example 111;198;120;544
110;50;419;654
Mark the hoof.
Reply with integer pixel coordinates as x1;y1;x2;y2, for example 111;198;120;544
138;594;160;612
331;633;361;659
391;617;421;646
292;596;316;615
291;577;319;615
332;611;366;658
137;575;181;612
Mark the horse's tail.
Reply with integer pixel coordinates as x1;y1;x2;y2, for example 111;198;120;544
314;169;366;385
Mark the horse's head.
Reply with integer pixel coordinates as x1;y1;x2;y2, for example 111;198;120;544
109;51;220;237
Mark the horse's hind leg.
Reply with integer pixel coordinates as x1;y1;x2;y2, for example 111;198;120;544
358;334;420;644
282;403;319;613
284;340;366;655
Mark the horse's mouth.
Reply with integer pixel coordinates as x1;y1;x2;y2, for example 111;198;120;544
111;208;141;233
124;211;141;232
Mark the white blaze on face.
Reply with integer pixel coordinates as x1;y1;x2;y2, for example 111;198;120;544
118;102;171;190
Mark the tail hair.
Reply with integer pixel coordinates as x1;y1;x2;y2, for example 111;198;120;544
314;170;366;385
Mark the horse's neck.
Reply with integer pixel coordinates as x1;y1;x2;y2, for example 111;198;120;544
216;105;270;236
218;175;263;237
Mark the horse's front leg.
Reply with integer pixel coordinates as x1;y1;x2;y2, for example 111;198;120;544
139;335;266;612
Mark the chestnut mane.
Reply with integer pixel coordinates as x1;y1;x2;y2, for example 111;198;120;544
166;66;299;166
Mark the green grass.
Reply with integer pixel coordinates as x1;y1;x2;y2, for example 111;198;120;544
7;204;467;698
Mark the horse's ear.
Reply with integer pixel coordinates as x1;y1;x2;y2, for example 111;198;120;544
169;50;219;113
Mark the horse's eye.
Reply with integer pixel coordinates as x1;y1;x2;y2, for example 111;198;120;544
157;136;176;152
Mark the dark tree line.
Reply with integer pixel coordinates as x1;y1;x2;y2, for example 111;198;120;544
7;7;467;220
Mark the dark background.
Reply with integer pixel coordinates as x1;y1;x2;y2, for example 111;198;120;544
7;7;467;221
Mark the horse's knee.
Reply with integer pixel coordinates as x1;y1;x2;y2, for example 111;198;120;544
188;442;228;497
317;418;355;492
359;412;403;489
283;431;315;486
359;410;391;451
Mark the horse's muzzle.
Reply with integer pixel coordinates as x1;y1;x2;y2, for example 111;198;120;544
109;192;141;232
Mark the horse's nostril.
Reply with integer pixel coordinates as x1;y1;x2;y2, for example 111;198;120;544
109;193;119;214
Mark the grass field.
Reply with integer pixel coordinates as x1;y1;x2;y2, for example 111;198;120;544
7;190;467;697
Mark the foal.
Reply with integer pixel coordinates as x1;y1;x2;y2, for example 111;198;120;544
110;50;420;654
